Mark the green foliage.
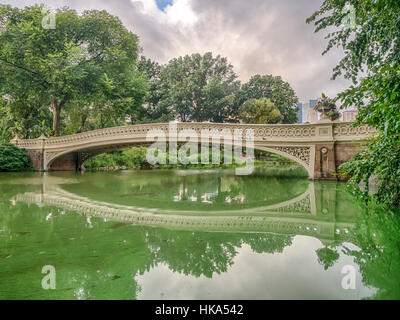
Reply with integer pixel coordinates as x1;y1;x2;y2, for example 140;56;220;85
239;98;283;124
159;52;240;122
0;95;53;140
84;151;124;169
0;102;13;143
138;56;300;124
235;74;299;124
254;166;309;178
0;143;32;172
0;4;147;136
84;147;148;169
307;0;400;82
342;203;400;299
339;66;400;207
137;56;172;122
122;147;148;167
308;0;400;207
316;247;340;270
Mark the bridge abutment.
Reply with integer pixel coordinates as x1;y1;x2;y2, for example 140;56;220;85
26;149;46;171
334;143;365;181
313;143;337;180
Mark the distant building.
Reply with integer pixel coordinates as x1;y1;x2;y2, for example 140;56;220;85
307;108;319;123
297;103;303;124
309;99;317;108
297;99;319;123
342;107;358;122
302;103;308;123
297;98;358;123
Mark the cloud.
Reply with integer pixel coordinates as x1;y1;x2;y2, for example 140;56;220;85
2;0;350;101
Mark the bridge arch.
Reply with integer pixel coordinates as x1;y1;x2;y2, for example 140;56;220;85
46;142;313;178
255;146;314;178
45;141;146;171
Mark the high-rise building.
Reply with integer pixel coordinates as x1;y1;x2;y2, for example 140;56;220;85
297;103;303;124
310;99;317;108
307;108;319;123
298;99;319;123
298;98;358;123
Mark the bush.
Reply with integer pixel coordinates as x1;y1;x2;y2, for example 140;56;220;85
122;147;148;166
84;147;149;169
84;151;123;169
0;143;33;172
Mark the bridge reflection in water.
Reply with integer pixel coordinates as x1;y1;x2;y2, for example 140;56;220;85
15;178;357;243
4;171;400;300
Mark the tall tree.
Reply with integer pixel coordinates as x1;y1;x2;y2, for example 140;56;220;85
137;56;172;122
236;75;299;124
239;98;283;124
0;4;146;136
307;0;400;207
160;52;240;122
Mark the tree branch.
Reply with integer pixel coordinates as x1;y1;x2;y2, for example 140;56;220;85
0;58;51;88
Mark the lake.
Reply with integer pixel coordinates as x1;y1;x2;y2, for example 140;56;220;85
0;168;399;299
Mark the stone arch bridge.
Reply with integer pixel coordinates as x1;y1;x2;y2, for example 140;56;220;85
11;122;375;180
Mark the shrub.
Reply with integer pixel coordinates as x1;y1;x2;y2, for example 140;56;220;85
122;147;148;166
0;143;33;172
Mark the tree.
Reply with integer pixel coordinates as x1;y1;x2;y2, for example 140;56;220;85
0;5;147;136
239;98;283;124
137;56;172;122
307;0;400;207
236;75;299;124
160;52;240;122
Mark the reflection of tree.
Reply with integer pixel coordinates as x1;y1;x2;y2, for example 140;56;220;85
316;247;340;270
9;172;400;299
317;204;400;299
144;229;239;278
0;190;295;299
234;172;309;206
143;228;293;278
341;206;400;299
244;233;293;254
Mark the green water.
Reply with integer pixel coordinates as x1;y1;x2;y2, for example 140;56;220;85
0;168;399;300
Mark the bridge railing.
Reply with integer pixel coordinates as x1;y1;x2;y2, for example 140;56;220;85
11;122;376;150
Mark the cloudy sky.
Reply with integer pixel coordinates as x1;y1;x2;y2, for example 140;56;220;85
3;0;351;102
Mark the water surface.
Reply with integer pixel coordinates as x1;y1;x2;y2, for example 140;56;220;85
0;168;399;299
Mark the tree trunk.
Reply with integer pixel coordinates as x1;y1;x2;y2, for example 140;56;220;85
100;114;105;129
81;114;87;132
52;101;62;136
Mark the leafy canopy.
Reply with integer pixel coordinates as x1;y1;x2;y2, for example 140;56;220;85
307;0;400;207
159;52;240;122
0;4;147;136
236;75;299;124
